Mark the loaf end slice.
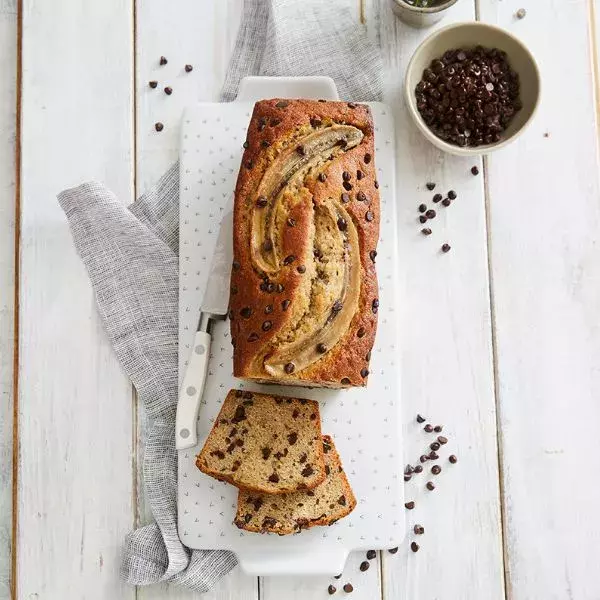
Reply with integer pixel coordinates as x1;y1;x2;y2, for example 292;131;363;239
196;389;326;494
234;435;356;535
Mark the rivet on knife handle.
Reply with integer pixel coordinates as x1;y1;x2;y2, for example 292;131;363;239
176;330;211;450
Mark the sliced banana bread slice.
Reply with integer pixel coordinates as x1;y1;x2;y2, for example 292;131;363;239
196;389;326;494
234;435;356;535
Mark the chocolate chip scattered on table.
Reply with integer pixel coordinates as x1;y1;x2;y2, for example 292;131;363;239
415;46;522;147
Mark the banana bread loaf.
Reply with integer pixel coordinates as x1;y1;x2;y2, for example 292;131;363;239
234;435;356;534
229;99;380;388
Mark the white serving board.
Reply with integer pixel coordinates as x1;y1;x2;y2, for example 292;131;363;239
178;81;403;576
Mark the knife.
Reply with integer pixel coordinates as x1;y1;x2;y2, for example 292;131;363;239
176;204;233;450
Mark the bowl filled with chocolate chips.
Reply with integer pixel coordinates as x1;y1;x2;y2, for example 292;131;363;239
405;22;540;155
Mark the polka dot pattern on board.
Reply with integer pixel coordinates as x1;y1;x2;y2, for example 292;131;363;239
178;103;404;560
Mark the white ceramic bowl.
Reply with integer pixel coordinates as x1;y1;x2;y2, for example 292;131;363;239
390;0;458;29
404;22;541;155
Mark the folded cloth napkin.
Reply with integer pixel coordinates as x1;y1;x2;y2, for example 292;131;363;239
58;0;382;592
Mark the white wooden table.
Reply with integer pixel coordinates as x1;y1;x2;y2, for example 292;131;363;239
2;1;600;598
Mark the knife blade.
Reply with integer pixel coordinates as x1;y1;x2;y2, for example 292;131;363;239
176;203;233;450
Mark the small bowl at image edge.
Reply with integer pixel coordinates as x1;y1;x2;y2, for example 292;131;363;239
390;0;459;29
404;21;541;156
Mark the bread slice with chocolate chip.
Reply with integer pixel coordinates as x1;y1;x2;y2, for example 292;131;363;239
234;435;356;535
196;389;326;494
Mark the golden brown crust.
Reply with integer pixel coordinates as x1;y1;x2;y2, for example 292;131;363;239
229;99;380;388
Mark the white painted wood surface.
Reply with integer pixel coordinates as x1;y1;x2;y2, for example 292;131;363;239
0;2;17;598
4;0;600;598
479;1;600;599
17;1;135;599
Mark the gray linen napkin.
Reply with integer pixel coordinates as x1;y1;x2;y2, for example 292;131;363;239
58;0;382;592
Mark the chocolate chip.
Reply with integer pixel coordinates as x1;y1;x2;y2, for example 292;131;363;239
301;465;314;477
262;320;272;332
282;299;291;311
366;550;377;560
360;561;370;572
449;454;458;464
414;524;425;535
365;350;371;361
360;368;369;378
270;118;281;127
261;447;271;459
334;574;342;579
149;80;158;88
257;117;267;131
433;193;442;203
374;180;379;188
442;243;451;253
261;140;271;148
185;64;193;72
441;198;451;207
420;454;429;463
365;210;374;222
276;283;285;293
328;585;336;595
343;583;354;593
210;450;225;459
388;547;398;554
424;424;434;432
232;405;246;423
448;190;457;200
425;209;436;219
284;362;295;374
421;228;432;235
243;391;252;400
414;464;423;473
357;327;366;338
419;215;428;224
164;86;173;95
426;481;435;490
357;170;364;180
471;165;479;175
159;56;167;65
343;181;353;191
426;182;436;190
416;415;426;424
317;343;327;354
338;495;347;506
296;265;306;274
516;7;526;18
263;305;273;315
357;191;367;202
243;513;252;524
287;432;298;445
247;333;259;342
411;542;420;553
263;239;273;252
419;203;427;213
405;501;415;509
268;473;280;483
287;217;296;227
434;425;443;432
404;474;412;482
438;436;448;444
337;217;347;231
342;171;351;181
243;141;249;149
310;117;323;128
299;453;307;463
340;192;350;203
364;153;372;164
154;122;164;132
348;102;358;109
240;307;252;319
341;377;351;385
296;145;306;156
372;298;379;313
256;196;268;208
369;250;377;262
275;100;289;108
236;439;244;447
431;465;442;475
318;172;327;182
430;442;440;451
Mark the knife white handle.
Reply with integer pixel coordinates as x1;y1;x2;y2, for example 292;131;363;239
176;330;211;450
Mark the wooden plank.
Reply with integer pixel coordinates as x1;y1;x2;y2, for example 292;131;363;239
134;1;256;598
18;0;135;598
478;1;600;598
0;2;17;598
370;1;506;599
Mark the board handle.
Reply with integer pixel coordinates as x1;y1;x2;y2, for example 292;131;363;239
235;545;348;576
235;76;340;102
